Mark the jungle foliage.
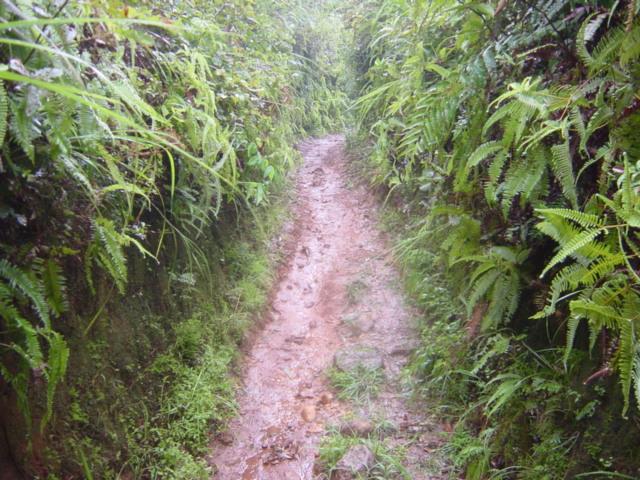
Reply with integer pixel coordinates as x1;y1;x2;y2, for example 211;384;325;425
349;0;640;477
0;0;345;477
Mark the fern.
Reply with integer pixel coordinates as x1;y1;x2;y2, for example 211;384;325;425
500;147;546;214
535;208;604;228
41;332;69;431
41;259;68;317
0;80;7;147
0;259;50;328
549;142;578;208
89;218;128;294
0;283;43;369
540;227;605;277
564;314;582;365
617;317;635;417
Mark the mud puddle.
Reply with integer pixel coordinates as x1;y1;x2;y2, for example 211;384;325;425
209;135;447;479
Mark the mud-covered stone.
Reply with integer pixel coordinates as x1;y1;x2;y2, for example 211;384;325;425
333;444;375;479
334;345;384;372
341;313;374;336
338;418;374;437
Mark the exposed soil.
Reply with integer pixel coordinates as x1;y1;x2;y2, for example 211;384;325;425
209;135;448;479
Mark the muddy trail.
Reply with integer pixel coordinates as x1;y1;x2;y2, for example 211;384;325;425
209;136;448;479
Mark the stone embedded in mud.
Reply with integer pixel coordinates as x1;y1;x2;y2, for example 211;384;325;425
333;444;375;479
318;392;334;405
338;418;374;437
389;339;420;356
341;312;373;336
301;404;316;422
217;431;234;446
334;345;384;372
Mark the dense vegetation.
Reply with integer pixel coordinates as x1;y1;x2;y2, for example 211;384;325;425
348;0;640;477
3;0;640;477
0;0;345;477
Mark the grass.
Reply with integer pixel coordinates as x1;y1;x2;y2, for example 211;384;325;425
328;365;385;404
318;431;411;480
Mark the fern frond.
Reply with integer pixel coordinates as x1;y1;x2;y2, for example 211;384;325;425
549;142;578;208
0;283;43;369
564;314;582;365
0;81;7;147
576;13;605;68
0;260;50;328
41;332;69;431
468;269;501;315
42;259;68;317
500;148;546;214
541;228;605;277
90;218;128;294
532;264;586;319
536;208;604;228
467;141;503;168
618;320;635;417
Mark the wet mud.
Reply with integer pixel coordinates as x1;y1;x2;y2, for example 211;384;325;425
209;135;446;479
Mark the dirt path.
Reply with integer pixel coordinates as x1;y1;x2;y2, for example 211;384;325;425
209;135;447;479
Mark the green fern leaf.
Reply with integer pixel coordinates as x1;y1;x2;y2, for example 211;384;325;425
93;218;128;293
467;141;503;169
564;314;582;366
0;260;50;328
536;208;604;228
549;142;578;208
541;228;605;277
0;80;7;147
41;332;69;431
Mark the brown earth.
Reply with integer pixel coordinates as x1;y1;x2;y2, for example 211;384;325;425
208;135;448;479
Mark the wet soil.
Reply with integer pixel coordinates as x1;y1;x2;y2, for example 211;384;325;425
209;135;447;479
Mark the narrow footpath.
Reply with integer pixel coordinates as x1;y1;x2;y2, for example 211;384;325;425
209;135;447;479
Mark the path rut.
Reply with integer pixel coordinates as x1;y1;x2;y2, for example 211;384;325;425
209;135;446;479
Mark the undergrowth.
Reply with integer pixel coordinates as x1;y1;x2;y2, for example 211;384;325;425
347;0;640;476
0;0;347;476
318;430;410;480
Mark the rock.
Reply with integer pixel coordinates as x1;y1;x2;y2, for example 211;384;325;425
338;418;374;437
286;334;306;345
301;404;316;422
333;444;375;479
318;392;334;405
297;388;315;399
341;313;373;336
389;339;420;356
334;345;384;372
217;431;234;446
